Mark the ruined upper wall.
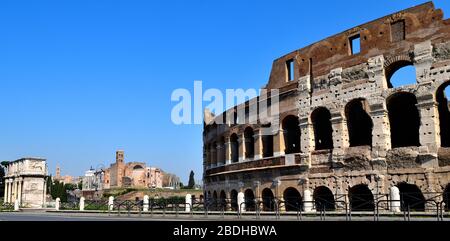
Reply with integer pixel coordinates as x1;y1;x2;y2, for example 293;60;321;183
267;2;450;90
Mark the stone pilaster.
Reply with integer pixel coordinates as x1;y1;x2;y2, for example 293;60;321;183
273;129;285;157
217;143;224;166
416;99;440;153
210;144;217;168
224;137;232;165
254;130;263;160
414;41;433;84
370;106;391;160
238;134;246;162
330;112;348;156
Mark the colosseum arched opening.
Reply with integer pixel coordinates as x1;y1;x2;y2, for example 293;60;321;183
283;187;302;211
219;190;227;209
349;184;374;211
313;186;335;211
262;188;275;211
230;133;239;163
262;124;274;157
282;115;301;154
230;190;238;211
345;99;373;147
437;81;450;147
387;92;420;148
244;127;255;159
244;189;256;211
397;183;425;211
311;107;333;150
444;184;450;212
385;61;416;88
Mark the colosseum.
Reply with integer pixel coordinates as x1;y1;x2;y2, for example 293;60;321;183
202;2;450;213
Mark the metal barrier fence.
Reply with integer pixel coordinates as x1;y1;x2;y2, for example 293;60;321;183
54;192;449;221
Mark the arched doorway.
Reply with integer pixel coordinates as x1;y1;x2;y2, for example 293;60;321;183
262;124;274;158
244;189;256;211
437;82;450;147
219;190;227;210
282;115;301;154
387;92;420;148
444;184;450;212
230;134;239;163
230;190;238;211
385;61;416;88
262;188;275;211
313;186;335;211
345;99;373;147
244;127;255;159
349;184;374;211
213;191;218;209
311;107;333;150
397;183;425;211
283;187;302;211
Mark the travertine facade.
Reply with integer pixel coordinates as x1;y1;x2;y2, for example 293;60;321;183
203;2;450;212
3;158;48;208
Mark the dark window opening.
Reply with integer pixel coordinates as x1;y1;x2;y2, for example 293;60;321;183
230;134;239;163
313;186;335;211
244;189;256;211
345;99;373;147
437;83;450;147
391;20;405;42
262;188;275;211
262;124;274;158
397;183;425;211
282;115;301;154
349;34;361;55
230;190;238;211
387;93;420;148
349;184;374;211
286;59;295;81
219;190;227;209
283;187;303;211
244;127;255;158
311;107;334;150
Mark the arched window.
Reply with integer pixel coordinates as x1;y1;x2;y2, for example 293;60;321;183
283;187;302;211
244;127;255;159
311;107;333;150
282;115;301;154
219;190;227;210
397;183;425;211
437;82;450;147
244;189;256;211
230;134;239;163
345;99;373;147
386;61;416;88
262;124;274;158
387;92;420;148
261;188;275;211
313;186;335;211
230;190;238;211
349;184;374;211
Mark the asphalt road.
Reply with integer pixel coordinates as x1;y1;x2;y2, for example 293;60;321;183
0;211;448;221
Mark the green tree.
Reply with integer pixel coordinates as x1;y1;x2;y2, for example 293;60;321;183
188;170;195;189
77;181;83;190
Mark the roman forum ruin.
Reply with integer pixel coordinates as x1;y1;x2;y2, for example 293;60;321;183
202;2;450;212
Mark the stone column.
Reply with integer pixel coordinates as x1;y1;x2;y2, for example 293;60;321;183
370;107;391;160
224;137;232;165
55;198;61;211
11;180;17;203
273;129;285;157
416;98;440;166
390;186;401;213
3;180;8;203
303;189;313;212
238;134;246;162
237;191;245;213
143;195;149;212
299;117;314;153
79;197;85;211
254;130;263;160
185;194;192;212
108;196;114;211
17;178;22;205
331;112;348;153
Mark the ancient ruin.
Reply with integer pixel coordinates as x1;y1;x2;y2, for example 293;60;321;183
203;2;450;212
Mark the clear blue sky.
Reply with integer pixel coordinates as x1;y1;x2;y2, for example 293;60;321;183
1;0;449;183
